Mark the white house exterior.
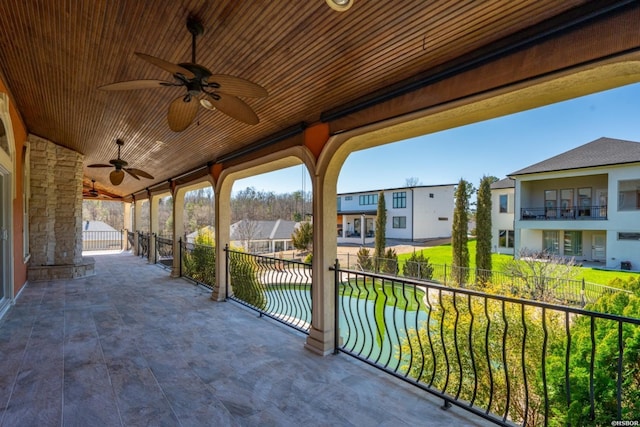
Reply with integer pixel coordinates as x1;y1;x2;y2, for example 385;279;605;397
490;178;515;255
508;137;640;271
337;184;455;244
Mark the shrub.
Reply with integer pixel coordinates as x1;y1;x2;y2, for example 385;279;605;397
402;250;433;280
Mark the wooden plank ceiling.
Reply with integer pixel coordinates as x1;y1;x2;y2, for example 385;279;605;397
0;0;589;198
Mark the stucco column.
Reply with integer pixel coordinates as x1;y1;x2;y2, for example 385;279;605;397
149;194;159;263
172;186;185;278
123;202;131;250
133;199;141;255
213;171;231;301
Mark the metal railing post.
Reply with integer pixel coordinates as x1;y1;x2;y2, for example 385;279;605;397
225;243;230;300
178;237;183;277
334;258;340;355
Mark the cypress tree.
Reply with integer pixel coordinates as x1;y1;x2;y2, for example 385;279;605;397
475;176;493;285
374;191;386;271
452;179;469;285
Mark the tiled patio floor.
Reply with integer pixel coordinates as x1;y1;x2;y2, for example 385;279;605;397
0;253;489;426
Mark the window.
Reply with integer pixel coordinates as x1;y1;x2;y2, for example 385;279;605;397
498;230;514;248
617;179;640;211
392;216;406;228
438;217;448;221
359;194;378;205
543;230;559;254
499;194;508;213
429;193;434;198
392;191;406;208
345;196;352;201
545;190;557;217
560;189;574;217
563;231;582;256
578;187;592;216
618;232;640;241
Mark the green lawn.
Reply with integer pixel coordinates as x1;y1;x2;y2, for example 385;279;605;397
397;240;638;288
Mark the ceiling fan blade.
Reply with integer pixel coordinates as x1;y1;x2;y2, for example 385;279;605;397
201;93;259;125
168;96;199;132
124;169;141;180
99;79;172;91
88;164;113;168
207;75;268;98
135;52;195;79
110;170;125;186
126;168;154;179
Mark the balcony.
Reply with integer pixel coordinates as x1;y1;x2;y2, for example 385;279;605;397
520;205;607;221
0;253;487;426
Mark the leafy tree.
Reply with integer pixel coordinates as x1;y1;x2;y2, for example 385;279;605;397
403;250;434;280
356;247;373;272
228;249;267;310
547;276;640;426
182;229;216;287
374;191;387;271
291;221;313;253
235;218;261;252
452;179;470;285
400;292;562;426
475;176;492;285
501;248;579;302
381;248;398;275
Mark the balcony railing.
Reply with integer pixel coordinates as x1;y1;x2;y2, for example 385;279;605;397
330;263;640;426
137;231;150;259
201;249;640;425
520;205;607;220
154;234;173;268
225;246;312;333
81;229;123;251
126;230;134;251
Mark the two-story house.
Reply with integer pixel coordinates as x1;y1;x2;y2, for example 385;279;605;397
490;178;516;255
337;184;455;244
508;137;640;270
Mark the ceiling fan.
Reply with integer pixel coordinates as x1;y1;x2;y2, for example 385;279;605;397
83;179;113;199
88;139;154;185
99;16;268;131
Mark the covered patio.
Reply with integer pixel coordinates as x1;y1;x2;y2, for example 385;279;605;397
0;253;486;426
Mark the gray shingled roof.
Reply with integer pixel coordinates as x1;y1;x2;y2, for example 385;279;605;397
230;220;298;241
490;178;514;189
509;137;640;176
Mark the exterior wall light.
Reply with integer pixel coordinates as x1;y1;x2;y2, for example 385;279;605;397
326;0;353;12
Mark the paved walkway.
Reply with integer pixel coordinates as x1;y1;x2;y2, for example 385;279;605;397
0;253;488;426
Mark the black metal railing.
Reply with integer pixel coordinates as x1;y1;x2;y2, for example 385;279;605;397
127;230;134;251
137;231;149;259
346;255;625;307
331;263;640;426
155;235;173;268
180;239;216;290
520;205;607;220
225;246;312;333
81;230;123;251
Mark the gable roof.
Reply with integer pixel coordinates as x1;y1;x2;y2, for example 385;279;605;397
230;220;298;241
83;220;117;232
509;137;640;176
490;178;515;189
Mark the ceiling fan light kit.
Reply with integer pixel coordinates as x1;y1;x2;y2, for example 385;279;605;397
99;16;267;132
87;139;154;186
326;0;354;12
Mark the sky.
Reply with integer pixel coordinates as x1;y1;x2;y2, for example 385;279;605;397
233;82;640;195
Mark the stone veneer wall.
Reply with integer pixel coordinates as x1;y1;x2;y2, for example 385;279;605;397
28;134;94;280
